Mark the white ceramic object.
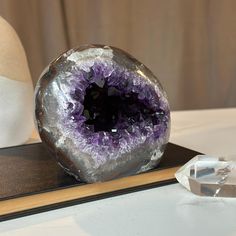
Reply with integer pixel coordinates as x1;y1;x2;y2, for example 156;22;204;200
0;17;34;148
0;76;34;147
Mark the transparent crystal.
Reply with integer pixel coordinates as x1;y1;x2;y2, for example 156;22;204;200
175;155;236;197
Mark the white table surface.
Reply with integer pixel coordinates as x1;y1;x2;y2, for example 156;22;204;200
1;108;236;236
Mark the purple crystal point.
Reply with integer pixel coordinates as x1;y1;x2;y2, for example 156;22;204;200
35;45;170;183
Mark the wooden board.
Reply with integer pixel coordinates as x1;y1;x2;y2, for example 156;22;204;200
0;143;200;221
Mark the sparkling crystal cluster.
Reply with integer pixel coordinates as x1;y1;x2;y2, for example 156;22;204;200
35;45;170;183
175;155;236;197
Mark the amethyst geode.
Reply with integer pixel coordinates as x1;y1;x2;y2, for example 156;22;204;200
35;45;170;183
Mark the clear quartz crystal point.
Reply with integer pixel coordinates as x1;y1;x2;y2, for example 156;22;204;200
175;155;236;197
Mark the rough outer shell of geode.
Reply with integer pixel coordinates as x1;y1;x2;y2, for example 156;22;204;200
35;45;170;183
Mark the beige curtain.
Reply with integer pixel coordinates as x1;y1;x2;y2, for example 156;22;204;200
0;0;236;110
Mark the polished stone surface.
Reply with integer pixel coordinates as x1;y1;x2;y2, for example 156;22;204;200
1;109;236;236
35;45;170;183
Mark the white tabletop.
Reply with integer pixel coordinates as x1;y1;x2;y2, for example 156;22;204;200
1;108;236;236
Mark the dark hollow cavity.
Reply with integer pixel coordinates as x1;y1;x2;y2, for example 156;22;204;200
82;82;163;133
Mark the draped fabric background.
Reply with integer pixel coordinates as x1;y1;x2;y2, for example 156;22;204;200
0;0;236;110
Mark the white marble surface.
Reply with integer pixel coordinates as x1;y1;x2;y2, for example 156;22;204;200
171;108;236;156
1;108;236;236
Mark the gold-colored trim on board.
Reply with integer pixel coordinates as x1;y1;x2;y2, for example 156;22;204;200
0;166;179;216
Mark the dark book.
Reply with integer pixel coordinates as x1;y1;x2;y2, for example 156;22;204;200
0;142;200;221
